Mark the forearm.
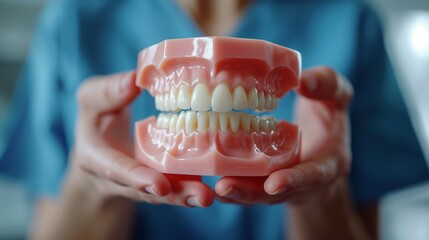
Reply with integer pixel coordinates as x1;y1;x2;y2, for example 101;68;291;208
287;178;373;240
31;167;136;240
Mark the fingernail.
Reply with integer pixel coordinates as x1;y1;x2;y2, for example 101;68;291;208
220;187;242;199
144;186;160;197
186;196;202;207
271;186;288;195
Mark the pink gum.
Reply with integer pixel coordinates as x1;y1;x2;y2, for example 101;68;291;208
135;117;301;176
136;37;301;98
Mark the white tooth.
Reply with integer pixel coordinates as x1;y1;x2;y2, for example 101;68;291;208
176;112;185;132
233;85;248;110
162;114;170;128
155;95;160;110
185;111;197;135
178;85;192;109
158;95;165;111
268;117;276;130
164;94;170;111
191;84;211;111
197;112;209;132
170;85;178;111
156;114;163;127
257;92;265;110
212;84;232;112
265;94;272;110
248;88;258;110
259;118;269;132
209;112;219;131
229;112;240;133
169;114;178;132
270;95;278;109
219;112;229;132
250;115;259;132
240;113;250;133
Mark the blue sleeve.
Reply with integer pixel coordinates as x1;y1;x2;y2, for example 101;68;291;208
0;1;69;198
349;5;429;204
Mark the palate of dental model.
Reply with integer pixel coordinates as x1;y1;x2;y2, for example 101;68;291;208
135;37;301;176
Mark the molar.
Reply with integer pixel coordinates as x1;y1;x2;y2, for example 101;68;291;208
178;85;192;109
259;118;270;132
233;85;248;110
191;84;211;111
250;115;259;132
212;83;232;112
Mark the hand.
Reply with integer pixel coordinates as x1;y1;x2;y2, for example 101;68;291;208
214;66;353;205
71;71;214;207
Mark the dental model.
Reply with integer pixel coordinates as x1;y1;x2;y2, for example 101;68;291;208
135;37;301;176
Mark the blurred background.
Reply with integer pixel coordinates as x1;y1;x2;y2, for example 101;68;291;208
0;0;428;239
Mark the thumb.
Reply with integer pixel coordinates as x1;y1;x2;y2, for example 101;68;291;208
77;71;140;118
297;66;353;110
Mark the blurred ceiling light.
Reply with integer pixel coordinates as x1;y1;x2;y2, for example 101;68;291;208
407;13;429;58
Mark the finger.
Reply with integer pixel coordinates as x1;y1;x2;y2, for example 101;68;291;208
165;176;215;207
297;66;353;110
80;143;171;197
264;158;339;195
77;71;140;119
215;176;267;203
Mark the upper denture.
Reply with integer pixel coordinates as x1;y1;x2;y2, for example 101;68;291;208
136;37;301;113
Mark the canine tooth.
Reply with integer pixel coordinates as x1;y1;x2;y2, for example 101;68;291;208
219;112;229;132
176;112;186;132
259;118;269;132
164;94;170;111
248;88;258;110
257;92;265;110
209;112;219;131
197;112;209;132
170;85;178;111
178;85;191;109
169;114;178;132
191;84;211;111
233;86;248;110
250;115;259;132
185;111;197;135
212;84;232;112
229;112;240;133
240;113;250;133
265;94;272;109
158;95;165;111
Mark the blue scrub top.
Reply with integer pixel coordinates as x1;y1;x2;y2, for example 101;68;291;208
2;0;429;239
